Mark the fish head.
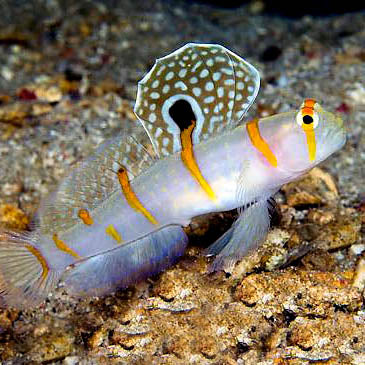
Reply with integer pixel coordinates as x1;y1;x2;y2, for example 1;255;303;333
259;99;346;174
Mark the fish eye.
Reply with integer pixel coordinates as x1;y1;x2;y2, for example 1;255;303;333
296;111;319;129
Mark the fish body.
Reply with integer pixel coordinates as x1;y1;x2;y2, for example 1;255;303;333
0;44;346;307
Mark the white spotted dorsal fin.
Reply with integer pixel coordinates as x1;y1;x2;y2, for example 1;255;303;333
37;129;156;234
134;43;260;157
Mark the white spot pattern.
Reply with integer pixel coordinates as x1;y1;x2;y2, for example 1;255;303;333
213;72;221;81
155;127;163;137
215;56;226;62
224;79;234;86
151;80;159;88
193;87;201;97
221;67;234;75
134;43;260;155
175;81;188;91
192;60;202;72
179;69;187;77
205;81;214;91
165;71;174;81
200;69;209;78
150;92;160;99
206;58;214;67
149;113;156;123
237;81;245;90
204;96;215;104
156;65;166;76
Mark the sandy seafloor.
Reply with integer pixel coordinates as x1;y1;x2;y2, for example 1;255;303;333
0;0;364;363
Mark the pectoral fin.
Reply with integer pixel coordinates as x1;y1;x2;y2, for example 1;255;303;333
206;199;271;272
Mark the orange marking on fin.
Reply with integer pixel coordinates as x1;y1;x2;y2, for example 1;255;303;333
52;233;81;259
246;118;278;167
118;167;159;225
78;209;93;225
180;120;217;201
25;244;49;283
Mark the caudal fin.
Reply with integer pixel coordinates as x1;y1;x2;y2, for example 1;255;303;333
0;231;62;308
62;225;188;297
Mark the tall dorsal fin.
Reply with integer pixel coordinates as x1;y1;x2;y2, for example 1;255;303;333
134;43;260;157
37;128;156;234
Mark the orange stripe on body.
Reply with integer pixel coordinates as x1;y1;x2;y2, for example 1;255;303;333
52;233;81;259
180;121;217;201
25;244;49;283
106;224;122;243
246;118;278;168
118;167;159;225
78;209;93;225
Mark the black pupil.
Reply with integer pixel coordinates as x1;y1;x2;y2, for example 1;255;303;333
169;99;196;131
303;115;313;124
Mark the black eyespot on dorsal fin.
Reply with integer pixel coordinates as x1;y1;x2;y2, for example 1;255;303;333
134;43;260;156
168;99;196;131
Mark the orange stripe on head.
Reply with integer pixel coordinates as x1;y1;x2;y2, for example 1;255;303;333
301;107;314;116
78;209;93;225
25;244;49;283
300;99;317;161
303;98;316;109
301;99;316;118
246;118;278;168
118;167;159;225
305;129;316;161
180;120;217;201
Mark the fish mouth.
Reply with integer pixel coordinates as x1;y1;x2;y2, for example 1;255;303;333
315;128;347;164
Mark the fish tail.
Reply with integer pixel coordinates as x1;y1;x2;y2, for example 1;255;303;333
0;231;62;308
